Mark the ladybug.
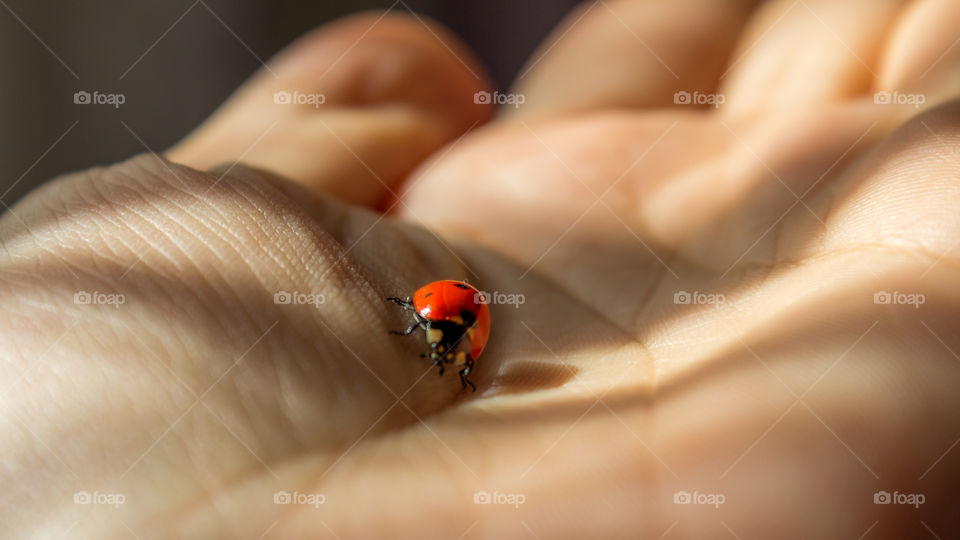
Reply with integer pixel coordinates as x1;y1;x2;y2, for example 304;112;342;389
388;280;490;391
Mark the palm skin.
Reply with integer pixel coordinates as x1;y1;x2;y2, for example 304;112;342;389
2;2;960;539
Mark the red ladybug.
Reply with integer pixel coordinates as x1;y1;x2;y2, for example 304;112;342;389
388;280;490;391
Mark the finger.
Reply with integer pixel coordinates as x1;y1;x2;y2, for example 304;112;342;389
167;12;491;207
719;0;908;114
877;0;960;102
505;0;760;119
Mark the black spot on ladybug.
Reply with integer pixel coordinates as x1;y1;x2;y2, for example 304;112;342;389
453;283;470;290
424;292;433;297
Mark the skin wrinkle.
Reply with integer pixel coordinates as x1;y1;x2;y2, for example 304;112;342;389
100;169;299;346
54;165;309;414
10;181;135;280
134;171;271;277
80;187;197;283
200;169;317;274
158;198;266;306
113;186;268;324
177;210;276;313
533;257;658;343
259;201;372;394
82;209;148;277
221;194;290;284
89;171;211;276
624;257;676;388
120;249;243;351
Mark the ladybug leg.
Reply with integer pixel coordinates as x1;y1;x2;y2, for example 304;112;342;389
425;352;446;375
387;296;415;311
458;356;476;392
429;344;446;375
419;351;446;376
388;297;427;336
389;321;422;336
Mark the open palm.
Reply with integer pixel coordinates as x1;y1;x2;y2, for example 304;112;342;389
4;2;960;538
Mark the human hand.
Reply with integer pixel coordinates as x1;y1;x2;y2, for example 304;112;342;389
4;2;960;538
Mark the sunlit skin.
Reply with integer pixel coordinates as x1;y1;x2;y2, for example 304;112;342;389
2;1;960;538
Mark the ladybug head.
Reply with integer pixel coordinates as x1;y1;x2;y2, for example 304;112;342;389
424;311;476;362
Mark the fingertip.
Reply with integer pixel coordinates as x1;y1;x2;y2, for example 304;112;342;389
271;11;493;132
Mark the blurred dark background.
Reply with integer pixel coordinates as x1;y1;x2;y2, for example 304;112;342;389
0;0;577;206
